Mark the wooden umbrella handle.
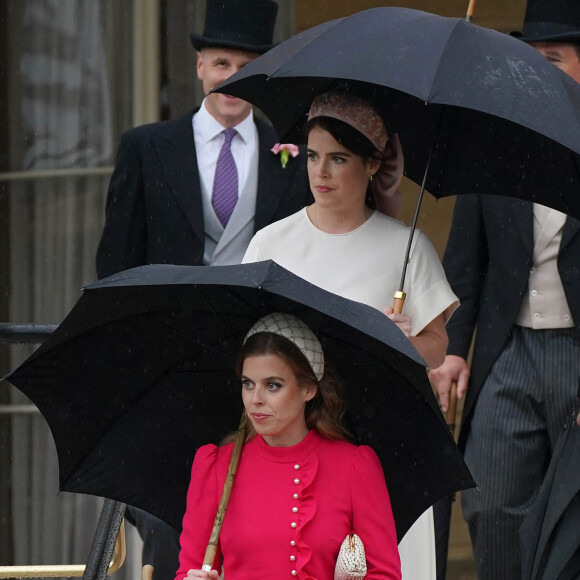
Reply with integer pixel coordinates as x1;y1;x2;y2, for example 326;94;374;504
141;565;154;580
466;0;477;20
392;291;406;315
202;415;247;572
446;381;458;435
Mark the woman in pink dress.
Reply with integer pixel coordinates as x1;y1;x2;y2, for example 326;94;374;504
175;312;402;579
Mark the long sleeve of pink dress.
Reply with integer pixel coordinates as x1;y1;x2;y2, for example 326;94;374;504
174;430;401;580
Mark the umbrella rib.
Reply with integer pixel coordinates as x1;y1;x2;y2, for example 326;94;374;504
427;17;464;103
195;288;243;350
60;315;238;486
146;315;238;362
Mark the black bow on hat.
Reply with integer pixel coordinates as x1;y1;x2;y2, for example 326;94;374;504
512;0;580;43
190;0;278;55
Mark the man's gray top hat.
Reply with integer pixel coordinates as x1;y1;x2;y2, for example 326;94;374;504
512;0;580;43
190;0;278;54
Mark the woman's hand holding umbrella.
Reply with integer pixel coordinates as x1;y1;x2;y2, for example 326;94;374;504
383;307;412;337
384;306;448;370
185;569;218;580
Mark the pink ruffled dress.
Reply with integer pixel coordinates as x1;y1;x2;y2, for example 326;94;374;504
175;429;401;579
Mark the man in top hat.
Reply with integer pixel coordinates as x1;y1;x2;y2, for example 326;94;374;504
429;1;580;578
96;0;310;279
95;1;310;578
512;0;580;82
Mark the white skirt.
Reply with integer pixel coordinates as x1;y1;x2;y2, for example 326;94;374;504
398;507;436;580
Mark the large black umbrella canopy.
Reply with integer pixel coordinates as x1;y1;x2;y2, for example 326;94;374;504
214;7;580;219
5;261;474;541
519;413;580;580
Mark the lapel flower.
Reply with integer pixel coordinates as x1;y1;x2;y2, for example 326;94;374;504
271;143;299;168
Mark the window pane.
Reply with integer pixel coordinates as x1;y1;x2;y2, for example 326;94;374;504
0;1;136;576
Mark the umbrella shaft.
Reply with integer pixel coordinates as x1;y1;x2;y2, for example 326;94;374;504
202;415;247;571
466;0;477;20
397;109;442;294
398;151;431;293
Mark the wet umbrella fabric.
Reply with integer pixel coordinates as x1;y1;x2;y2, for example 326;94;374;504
5;261;474;541
519;412;580;580
214;6;580;219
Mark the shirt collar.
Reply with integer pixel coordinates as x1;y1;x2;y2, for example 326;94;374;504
196;98;254;144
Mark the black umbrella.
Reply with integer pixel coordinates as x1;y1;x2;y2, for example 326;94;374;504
212;12;580;571
4;261;474;542
519;407;580;580
213;6;580;220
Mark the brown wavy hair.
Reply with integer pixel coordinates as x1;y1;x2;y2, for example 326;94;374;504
226;331;350;444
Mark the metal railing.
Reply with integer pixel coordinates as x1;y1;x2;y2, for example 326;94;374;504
0;324;59;344
1;325;127;580
0;517;126;579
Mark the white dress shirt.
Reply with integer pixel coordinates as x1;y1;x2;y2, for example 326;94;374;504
193;100;259;265
193;99;258;208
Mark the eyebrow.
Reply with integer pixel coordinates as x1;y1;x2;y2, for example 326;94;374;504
241;374;286;382
209;56;230;64
306;147;352;157
542;49;565;58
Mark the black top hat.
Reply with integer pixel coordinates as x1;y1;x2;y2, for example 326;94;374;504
190;0;278;55
512;0;580;43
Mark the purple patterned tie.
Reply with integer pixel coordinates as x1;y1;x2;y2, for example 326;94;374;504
212;128;238;227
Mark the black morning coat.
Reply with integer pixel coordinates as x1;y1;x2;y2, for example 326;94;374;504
96;108;311;279
442;194;580;449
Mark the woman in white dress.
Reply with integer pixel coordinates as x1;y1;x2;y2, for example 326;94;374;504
242;91;458;579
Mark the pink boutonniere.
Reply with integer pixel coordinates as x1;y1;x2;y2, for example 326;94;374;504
271;143;299;168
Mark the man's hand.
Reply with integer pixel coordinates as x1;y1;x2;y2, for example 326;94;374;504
428;354;470;413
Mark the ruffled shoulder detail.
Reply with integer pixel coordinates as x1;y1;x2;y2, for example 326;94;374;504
352;444;383;471
350;444;390;493
213;442;234;485
190;444;218;489
190;443;236;503
192;443;218;468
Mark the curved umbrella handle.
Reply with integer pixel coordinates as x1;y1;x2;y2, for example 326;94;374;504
202;414;247;572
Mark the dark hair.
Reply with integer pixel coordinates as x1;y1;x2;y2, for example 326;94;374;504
304;116;382;163
304;116;382;208
232;332;350;442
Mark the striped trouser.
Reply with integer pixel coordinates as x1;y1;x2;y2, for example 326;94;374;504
461;325;580;580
